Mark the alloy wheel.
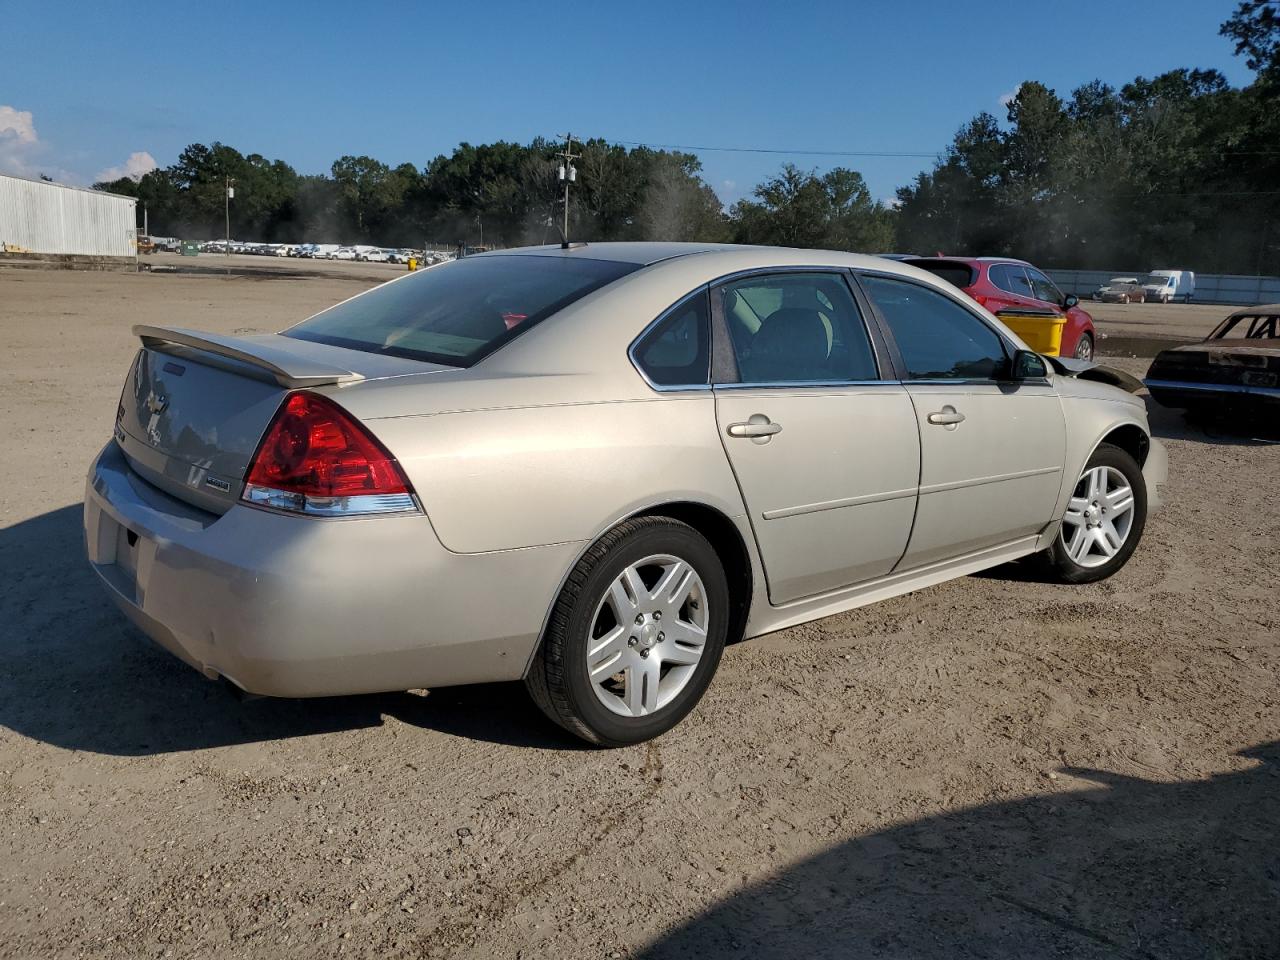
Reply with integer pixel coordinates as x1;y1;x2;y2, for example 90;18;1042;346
1059;465;1136;568
586;554;709;717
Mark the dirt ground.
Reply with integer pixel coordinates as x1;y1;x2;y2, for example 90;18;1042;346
0;264;1276;959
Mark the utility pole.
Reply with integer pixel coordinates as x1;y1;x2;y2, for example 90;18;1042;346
224;176;236;274
555;132;579;247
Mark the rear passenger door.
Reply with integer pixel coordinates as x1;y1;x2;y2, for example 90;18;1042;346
712;271;920;604
857;272;1066;569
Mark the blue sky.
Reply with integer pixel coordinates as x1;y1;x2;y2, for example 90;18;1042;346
0;0;1254;204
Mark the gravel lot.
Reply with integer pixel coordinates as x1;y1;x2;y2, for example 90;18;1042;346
1;264;1276;959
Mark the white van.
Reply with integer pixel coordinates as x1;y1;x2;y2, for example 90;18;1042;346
1142;270;1195;304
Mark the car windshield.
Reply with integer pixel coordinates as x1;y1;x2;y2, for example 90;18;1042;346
286;254;639;367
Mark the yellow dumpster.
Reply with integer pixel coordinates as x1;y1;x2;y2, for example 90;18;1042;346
995;309;1066;356
407;257;418;271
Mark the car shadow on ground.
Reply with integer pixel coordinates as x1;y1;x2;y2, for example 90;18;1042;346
0;505;582;756
1145;395;1280;446
638;741;1280;960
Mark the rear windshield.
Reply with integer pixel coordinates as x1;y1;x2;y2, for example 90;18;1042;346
903;259;976;289
286;254;639;367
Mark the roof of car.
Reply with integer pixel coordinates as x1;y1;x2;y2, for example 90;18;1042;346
1229;303;1280;316
476;242;752;266
472;242;957;275
901;255;1032;268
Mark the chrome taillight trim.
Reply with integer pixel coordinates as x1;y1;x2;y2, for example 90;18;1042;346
242;484;420;517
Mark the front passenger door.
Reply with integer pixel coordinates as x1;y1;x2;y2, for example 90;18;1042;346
858;273;1066;570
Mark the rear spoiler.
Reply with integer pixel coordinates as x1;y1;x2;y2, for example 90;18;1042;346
133;325;364;389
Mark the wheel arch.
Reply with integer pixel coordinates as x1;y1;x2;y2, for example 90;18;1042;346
631;501;754;649
521;500;756;679
1045;408;1154;550
1097;422;1150;468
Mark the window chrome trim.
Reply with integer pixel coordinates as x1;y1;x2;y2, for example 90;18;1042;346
627;285;713;392
714;379;903;391
900;376;1053;387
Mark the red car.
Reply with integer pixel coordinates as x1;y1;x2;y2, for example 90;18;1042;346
904;257;1097;360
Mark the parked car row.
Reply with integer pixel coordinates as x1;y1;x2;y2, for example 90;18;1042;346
193;240;456;265
1092;271;1196;304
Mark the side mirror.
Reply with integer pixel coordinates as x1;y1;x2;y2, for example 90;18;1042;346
1063;294;1078;309
1010;348;1048;380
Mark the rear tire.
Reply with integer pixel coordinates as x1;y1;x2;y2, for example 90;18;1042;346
526;517;729;746
1041;443;1147;584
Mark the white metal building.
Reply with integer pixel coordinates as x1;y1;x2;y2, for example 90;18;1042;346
0;173;137;257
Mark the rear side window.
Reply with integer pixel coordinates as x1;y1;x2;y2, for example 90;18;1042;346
904;259;976;289
990;263;1034;297
633;291;711;387
286;254;639;367
861;274;1008;380
718;273;879;383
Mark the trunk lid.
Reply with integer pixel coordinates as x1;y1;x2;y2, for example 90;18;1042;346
116;326;451;514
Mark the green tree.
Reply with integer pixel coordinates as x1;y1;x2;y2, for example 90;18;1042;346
1221;1;1280;82
734;164;892;252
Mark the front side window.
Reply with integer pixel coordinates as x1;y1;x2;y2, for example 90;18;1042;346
860;274;1009;381
633;290;711;387
990;263;1034;298
718;273;878;383
287;254;639;367
1026;267;1064;306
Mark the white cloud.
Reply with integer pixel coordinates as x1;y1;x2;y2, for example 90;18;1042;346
721;179;737;193
999;84;1023;108
0;104;80;183
94;151;158;183
0;104;41;177
0;105;37;144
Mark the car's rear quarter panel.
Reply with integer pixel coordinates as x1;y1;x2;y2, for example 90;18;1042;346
367;396;747;554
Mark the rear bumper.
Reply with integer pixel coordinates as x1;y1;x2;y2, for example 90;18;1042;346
84;442;578;697
1145;378;1280;408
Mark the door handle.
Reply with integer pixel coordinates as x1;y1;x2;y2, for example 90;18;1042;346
727;414;782;443
926;406;966;428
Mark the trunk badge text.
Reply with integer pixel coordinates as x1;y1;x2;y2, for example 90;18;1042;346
205;476;232;493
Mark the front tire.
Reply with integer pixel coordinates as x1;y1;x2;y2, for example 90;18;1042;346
1073;332;1094;361
526;517;729;746
1041;443;1147;584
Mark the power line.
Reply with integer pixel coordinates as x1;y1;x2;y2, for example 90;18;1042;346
602;138;938;159
600;136;1280;161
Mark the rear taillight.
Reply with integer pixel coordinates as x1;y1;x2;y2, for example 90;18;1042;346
242;391;418;517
